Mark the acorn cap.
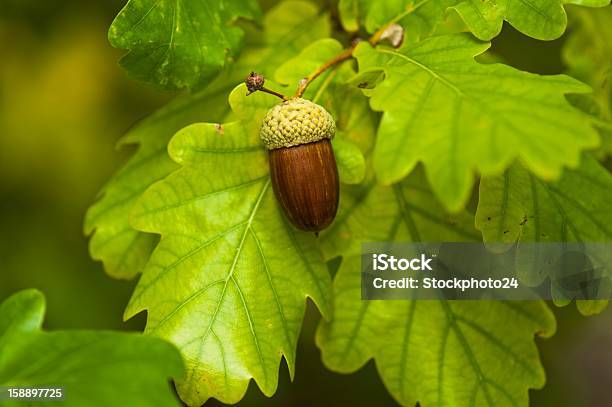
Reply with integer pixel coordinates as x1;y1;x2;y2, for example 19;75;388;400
260;98;335;150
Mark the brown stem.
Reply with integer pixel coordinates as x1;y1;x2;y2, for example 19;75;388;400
258;87;289;101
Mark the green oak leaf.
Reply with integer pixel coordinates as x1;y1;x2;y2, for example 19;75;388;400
0;289;183;406
125;86;332;406
338;0;361;32
476;156;612;314
317;168;554;407
109;0;262;90
452;0;610;41
316;256;556;407
563;6;612;156
86;1;331;279
337;0;611;47
337;0;457;41
476;156;612;244
353;34;598;211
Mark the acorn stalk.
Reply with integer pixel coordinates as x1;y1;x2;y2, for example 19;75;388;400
260;98;339;232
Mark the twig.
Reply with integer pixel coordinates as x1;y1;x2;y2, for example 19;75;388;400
247;16;407;101
293;21;404;98
258;87;289;101
294;45;357;98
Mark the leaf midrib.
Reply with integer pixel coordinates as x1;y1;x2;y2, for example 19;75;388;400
199;179;271;378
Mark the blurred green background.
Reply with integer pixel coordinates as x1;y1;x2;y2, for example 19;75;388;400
0;1;610;406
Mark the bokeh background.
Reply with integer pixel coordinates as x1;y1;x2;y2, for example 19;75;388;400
0;1;610;406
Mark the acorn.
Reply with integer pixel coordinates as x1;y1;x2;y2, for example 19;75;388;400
260;98;339;233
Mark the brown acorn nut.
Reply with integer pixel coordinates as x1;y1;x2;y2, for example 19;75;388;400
260;98;339;232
